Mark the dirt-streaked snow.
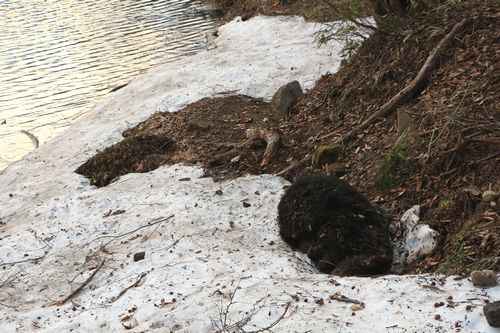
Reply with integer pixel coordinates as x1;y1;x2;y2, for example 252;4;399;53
0;16;498;332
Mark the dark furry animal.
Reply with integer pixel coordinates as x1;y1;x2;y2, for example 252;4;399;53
278;175;393;276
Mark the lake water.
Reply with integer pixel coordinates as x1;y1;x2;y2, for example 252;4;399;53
0;0;217;171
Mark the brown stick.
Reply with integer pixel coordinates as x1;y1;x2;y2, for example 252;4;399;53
54;259;106;306
246;128;281;167
109;272;148;303
340;17;476;144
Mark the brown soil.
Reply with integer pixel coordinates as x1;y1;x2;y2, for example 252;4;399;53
77;0;499;275
211;0;335;22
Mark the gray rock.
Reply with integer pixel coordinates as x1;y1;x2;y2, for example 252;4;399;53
470;270;498;287
270;81;304;121
484;301;500;327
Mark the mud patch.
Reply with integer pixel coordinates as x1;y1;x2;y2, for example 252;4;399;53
76;134;174;187
76;95;275;186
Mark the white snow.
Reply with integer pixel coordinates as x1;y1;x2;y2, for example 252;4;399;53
392;205;440;267
0;16;498;333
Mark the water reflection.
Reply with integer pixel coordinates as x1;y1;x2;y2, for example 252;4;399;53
0;0;217;170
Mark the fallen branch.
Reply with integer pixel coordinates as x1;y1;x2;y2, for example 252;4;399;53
246;128;281;167
109;272;148;303
340;17;481;143
54;259;106;306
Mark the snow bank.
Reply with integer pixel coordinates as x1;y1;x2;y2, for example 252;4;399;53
0;16;498;332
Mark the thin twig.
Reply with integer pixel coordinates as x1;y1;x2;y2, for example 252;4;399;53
0;253;48;266
20;130;39;148
212;285;290;333
84;215;174;251
246;302;291;333
109;272;148;303
469;151;500;165
54;259;106;306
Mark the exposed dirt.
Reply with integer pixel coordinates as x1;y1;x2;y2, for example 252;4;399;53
210;0;336;22
77;0;499;275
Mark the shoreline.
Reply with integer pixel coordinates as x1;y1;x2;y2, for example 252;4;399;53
0;14;498;332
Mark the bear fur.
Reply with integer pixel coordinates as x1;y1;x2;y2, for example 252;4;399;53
278;175;393;276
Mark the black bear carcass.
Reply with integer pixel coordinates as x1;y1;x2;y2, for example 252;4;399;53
278;175;393;276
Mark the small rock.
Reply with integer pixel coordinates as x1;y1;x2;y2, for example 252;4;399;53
270;81;304;121
242;202;251;208
482;190;499;202
351;303;365;311
215;190;223;195
484;301;500;327
178;177;191;181
133;252;145;262
315;298;324;306
470;270;498;287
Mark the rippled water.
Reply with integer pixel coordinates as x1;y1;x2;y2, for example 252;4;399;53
0;0;217;171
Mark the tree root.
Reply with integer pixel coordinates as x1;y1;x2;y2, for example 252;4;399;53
246;128;281;167
209;128;281;168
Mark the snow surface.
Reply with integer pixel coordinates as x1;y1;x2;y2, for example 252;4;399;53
392;206;439;267
0;16;498;332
